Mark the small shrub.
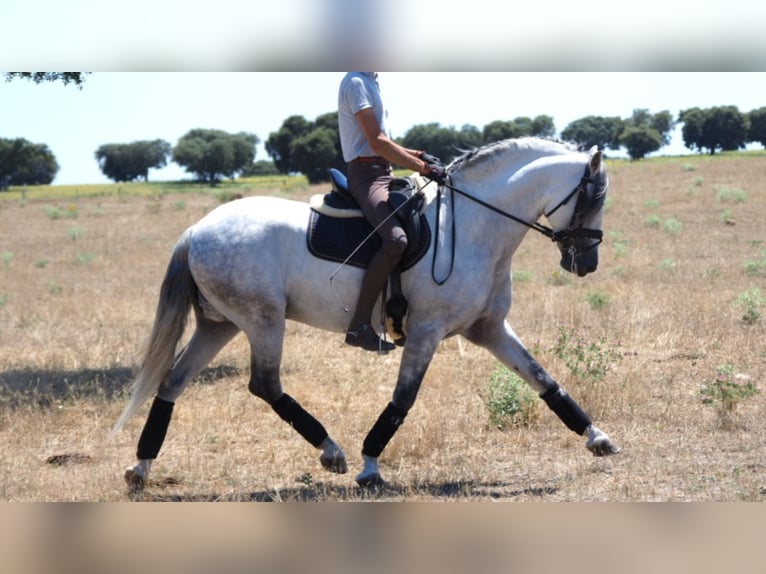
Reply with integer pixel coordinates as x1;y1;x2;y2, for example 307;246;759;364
643;199;660;209
485;366;539;429
35;259;49;268
585;290;611;310
720;210;735;225
74;252;96;265
716;187;747;204
43;206;64;220
613;239;629;257
68;226;82;241
701;364;759;428
663;217;683;236
1;252;14;268
550;327;622;384
644;215;661;228
680;163;697;172
743;254;766;277
734;287;764;324
658;258;675;272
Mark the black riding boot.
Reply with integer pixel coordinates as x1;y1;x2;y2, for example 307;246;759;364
346;248;397;352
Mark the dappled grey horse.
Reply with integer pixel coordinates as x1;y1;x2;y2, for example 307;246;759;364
114;137;620;494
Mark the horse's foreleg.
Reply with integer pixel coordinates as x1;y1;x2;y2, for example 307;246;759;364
357;339;437;487
466;321;620;456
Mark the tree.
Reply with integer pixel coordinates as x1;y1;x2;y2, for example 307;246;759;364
747;107;766;147
561;116;624;151
618;109;676;159
173;129;259;185
266;115;312;174
290;128;343;184
531;115;556;138
482;120;525;142
482;115;556;144
399;123;483;163
95;139;171;182
620;126;663;160
0;138;59;190
3;72;90;88
266;113;345;181
679;106;749;154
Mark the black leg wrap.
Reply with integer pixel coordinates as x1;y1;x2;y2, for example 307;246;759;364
136;397;174;460
540;386;591;435
271;393;328;448
362;402;408;458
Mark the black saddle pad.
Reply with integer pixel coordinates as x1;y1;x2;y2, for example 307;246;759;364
307;207;431;271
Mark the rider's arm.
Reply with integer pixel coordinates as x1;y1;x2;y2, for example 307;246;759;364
355;108;430;175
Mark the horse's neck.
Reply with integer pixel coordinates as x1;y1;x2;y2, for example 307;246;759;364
456;152;584;226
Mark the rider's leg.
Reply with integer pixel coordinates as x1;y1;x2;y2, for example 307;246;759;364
345;162;408;352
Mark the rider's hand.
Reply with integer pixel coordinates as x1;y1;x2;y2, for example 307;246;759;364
420;152;443;168
422;162;447;184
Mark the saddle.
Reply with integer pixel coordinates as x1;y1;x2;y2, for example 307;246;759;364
307;169;432;344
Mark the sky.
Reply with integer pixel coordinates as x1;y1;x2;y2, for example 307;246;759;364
1;73;764;186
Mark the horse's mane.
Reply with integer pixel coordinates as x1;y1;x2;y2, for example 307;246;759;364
448;137;579;174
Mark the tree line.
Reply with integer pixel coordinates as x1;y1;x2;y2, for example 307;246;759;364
2;102;765;189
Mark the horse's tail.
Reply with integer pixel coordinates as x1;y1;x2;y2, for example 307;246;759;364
112;229;197;433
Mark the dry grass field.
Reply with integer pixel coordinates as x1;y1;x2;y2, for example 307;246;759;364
1;153;764;502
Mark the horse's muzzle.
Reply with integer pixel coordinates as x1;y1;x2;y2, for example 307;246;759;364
560;250;599;277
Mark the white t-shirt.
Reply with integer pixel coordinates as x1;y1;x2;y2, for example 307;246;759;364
338;72;390;163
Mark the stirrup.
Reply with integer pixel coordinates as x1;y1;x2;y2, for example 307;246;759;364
345;323;395;353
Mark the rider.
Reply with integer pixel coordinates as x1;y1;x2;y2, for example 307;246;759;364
338;72;447;352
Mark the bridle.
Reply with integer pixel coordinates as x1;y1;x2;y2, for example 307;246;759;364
431;164;604;284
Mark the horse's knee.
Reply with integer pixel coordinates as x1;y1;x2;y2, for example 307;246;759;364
247;367;282;404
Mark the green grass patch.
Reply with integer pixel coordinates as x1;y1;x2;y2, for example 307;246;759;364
512;270;534;283
663;217;683;235
585;290;611;310
716;187;747;204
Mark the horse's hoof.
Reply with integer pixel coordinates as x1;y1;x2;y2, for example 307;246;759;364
124;467;146;499
587;437;621;457
320;452;348;474
356;472;386;489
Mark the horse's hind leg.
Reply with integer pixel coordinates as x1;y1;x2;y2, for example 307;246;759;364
124;318;241;496
245;321;347;475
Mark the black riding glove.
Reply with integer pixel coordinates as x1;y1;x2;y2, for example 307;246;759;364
420;152;443;168
423;163;447;184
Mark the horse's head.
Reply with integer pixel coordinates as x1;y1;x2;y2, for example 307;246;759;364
547;147;608;277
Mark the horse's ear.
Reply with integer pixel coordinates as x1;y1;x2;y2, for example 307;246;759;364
589;147;602;174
